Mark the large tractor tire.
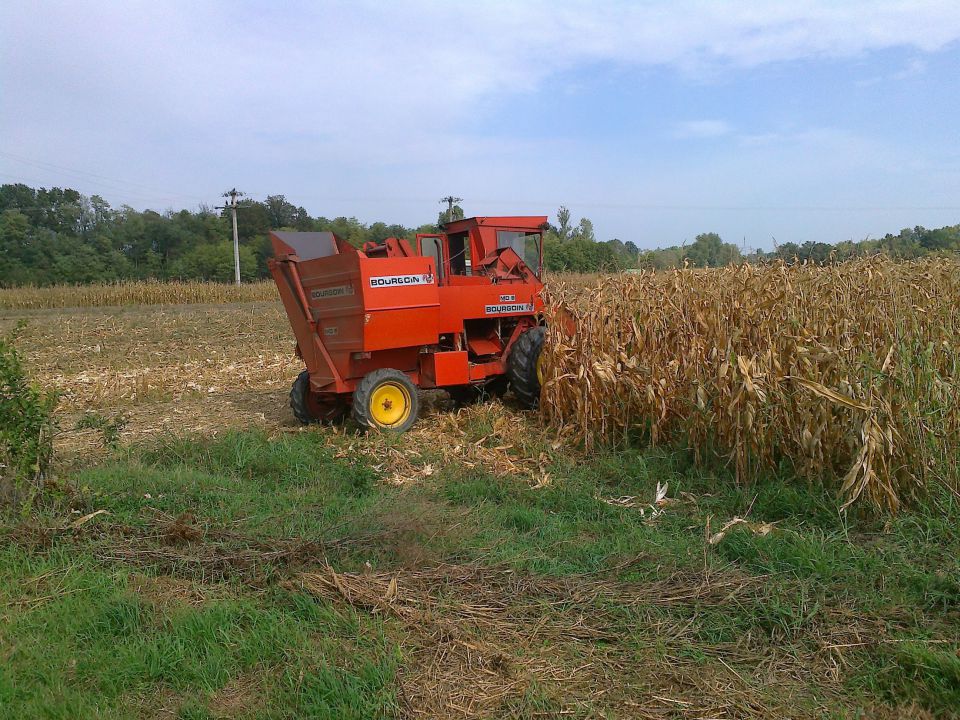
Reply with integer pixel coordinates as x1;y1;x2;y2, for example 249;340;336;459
508;326;546;409
352;368;420;432
290;370;348;425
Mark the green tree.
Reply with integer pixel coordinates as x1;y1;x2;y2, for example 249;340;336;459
573;218;595;243
264;195;299;228
169;241;258;282
556;206;573;241
233;202;271;242
684;232;742;267
438;204;464;226
0;210;33;285
2;182;956;286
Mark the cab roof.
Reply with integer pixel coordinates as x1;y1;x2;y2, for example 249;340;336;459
443;216;548;233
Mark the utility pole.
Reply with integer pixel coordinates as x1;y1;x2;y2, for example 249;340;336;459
439;195;463;224
216;189;244;285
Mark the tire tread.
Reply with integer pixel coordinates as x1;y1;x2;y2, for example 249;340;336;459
508;326;545;408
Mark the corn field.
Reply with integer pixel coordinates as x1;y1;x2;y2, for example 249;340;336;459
0;280;278;309
541;257;960;511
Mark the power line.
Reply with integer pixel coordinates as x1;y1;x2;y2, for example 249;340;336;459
0;149;210;205
0;170;204;207
271;192;960;213
458;198;960;212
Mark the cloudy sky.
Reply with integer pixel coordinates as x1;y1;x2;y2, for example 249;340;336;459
2;1;959;250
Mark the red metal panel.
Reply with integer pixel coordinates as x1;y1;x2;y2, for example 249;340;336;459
420;351;469;388
467;336;501;356
363;308;439;352
359;257;438;310
359;256;440;351
468;359;506;381
297;252;365;356
350;348;422;379
269;258;338;388
444;216;548;232
435;284;544;334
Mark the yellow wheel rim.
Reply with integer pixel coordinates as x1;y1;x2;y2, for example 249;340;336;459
370;381;412;427
535;352;545;386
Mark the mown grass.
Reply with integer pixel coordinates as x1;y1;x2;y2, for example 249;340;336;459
0;540;400;718
2;418;959;718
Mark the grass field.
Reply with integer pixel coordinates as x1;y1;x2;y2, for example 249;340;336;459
2;285;959;719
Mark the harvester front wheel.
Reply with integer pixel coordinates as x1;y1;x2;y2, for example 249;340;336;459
508;326;546;409
290;370;348;425
353;369;419;432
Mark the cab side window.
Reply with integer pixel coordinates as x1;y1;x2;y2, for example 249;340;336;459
447;232;471;275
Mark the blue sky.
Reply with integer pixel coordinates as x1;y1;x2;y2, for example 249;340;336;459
2;1;959;250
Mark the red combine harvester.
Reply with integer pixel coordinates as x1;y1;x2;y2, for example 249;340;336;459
268;216;548;431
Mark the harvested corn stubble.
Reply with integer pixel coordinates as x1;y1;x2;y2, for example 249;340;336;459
540;257;960;511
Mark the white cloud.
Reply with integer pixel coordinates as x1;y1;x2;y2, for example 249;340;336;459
857;56;929;85
4;1;959;150
0;0;958;229
674;120;732;139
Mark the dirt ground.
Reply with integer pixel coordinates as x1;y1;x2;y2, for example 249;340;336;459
2;301;553;485
4;301;307;451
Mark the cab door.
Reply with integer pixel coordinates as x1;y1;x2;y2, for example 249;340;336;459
416;234;446;285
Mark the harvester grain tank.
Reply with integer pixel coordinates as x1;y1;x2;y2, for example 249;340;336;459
268;216;549;431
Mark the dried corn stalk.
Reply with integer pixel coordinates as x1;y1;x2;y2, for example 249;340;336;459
540;257;960;511
0;279;278;309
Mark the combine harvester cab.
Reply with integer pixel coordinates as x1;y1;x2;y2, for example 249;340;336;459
268;217;548;432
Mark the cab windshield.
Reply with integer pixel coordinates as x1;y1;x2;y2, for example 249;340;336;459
496;231;541;275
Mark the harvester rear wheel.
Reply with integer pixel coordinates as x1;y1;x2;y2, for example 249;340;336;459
508;326;545;409
353;369;419;432
290;370;348;425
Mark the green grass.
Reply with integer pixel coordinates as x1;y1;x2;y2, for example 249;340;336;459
2;424;959;719
0;544;399;720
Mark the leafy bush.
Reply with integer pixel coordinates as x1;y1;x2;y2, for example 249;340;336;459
0;322;56;504
75;410;127;449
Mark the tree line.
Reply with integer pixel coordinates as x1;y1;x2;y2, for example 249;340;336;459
0;183;957;286
637;225;960;270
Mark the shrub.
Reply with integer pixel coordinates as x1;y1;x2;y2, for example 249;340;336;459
75;410;128;449
0;322;56;506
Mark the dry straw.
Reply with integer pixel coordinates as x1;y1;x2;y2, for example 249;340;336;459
541;257;960;511
0;280;278;309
